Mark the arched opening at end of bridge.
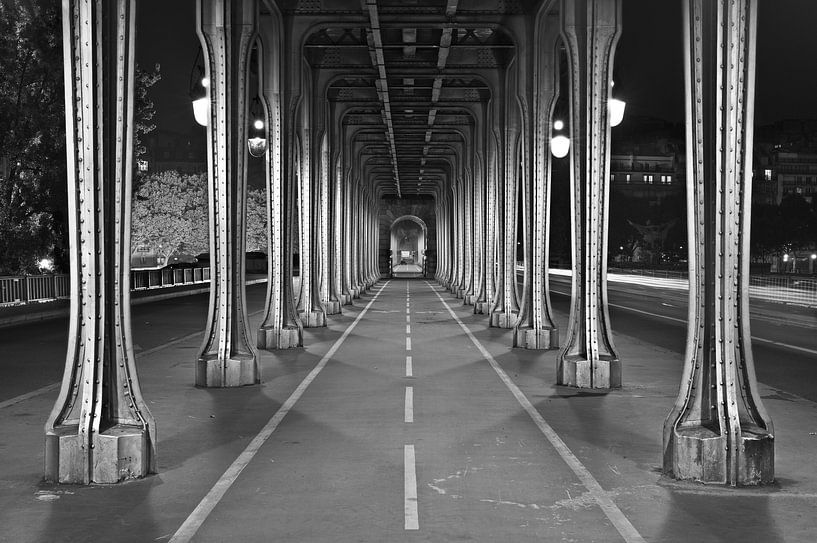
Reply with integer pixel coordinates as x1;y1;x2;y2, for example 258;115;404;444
390;215;426;276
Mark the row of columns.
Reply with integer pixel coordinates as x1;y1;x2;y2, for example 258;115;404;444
46;0;773;487
432;0;773;486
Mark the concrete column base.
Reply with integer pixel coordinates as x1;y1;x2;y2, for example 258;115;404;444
257;326;302;350
557;355;621;389
473;301;490;314
463;293;475;306
668;425;774;485
45;425;151;484
351;288;361;299
341;293;353;305
301;310;326;328
196;353;259;387
454;288;464;299
490;311;518;329
514;327;559;350
325;300;342;315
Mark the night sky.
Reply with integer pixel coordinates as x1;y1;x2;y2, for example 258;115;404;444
135;0;817;141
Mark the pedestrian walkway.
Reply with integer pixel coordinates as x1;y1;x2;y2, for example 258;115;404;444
0;280;815;542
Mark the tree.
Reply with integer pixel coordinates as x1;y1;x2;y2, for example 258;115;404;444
134;63;161;162
131;171;209;263
245;188;268;253
0;0;67;274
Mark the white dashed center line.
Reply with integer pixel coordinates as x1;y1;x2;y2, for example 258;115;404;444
405;386;414;423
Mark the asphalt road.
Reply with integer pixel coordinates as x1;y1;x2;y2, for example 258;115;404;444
546;274;817;402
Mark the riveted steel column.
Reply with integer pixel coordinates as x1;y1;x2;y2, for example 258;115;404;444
490;61;522;329
298;69;326;327
558;0;621;388
325;108;344;313
341;154;354;303
663;0;772;486
46;0;155;484
195;0;259;387
516;9;560;350
257;11;302;351
473;103;491;314
450;182;463;296
462;157;476;305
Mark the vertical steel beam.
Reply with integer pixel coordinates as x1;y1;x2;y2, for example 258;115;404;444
256;11;302;351
473;103;491;314
298;69;326;327
558;0;621;388
515;10;560;350
196;0;259;387
663;0;773;485
46;0;155;483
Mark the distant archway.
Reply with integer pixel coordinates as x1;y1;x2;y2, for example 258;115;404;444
390;215;427;270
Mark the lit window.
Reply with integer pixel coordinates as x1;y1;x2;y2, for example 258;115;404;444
625;174;631;183
645;175;653;184
137;159;149;172
764;169;772;181
666;175;672;184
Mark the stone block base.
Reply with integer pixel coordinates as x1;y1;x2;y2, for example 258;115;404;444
196;353;258;387
325;300;342;315
668;424;774;485
46;424;152;484
455;288;465;299
473;301;490;314
490;311;518;329
341;293;353;305
257;326;302;350
514;327;559;350
301;309;326;328
463;293;475;306
557;355;620;389
351;288;361;299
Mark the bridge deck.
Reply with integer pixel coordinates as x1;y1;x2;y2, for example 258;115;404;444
0;281;815;542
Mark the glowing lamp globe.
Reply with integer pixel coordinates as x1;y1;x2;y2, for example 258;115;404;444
550;135;570;158
192;97;209;127
609;98;626;127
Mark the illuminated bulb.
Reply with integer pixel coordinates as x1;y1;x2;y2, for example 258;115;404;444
609;98;626;127
201;77;209;88
550;135;570;158
253;119;264;130
553;120;564;131
192;97;208;127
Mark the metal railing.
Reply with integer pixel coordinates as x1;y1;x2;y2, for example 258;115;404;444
0;268;211;306
130;267;210;290
0;275;71;305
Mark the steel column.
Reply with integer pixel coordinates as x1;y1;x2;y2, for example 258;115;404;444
46;0;155;483
256;11;302;350
558;0;621;388
515;9;560;350
663;0;773;485
195;0;259;387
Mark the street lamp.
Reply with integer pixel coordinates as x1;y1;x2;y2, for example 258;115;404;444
247;97;267;158
550;119;570;158
609;80;626;127
189;49;208;127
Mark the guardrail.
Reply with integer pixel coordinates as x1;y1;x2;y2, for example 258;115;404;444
1;268;212;306
0;275;71;305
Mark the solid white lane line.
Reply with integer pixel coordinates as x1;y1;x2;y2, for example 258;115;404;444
404;445;419;530
405;386;414;423
426;282;646;543
406;337;412;351
406;356;413;377
406;324;411;334
169;283;391;543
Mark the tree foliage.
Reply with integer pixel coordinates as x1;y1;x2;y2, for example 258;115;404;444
131;171;209;262
134;63;161;161
0;0;66;274
245;188;268;253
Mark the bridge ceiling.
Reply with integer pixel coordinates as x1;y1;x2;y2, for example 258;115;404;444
292;0;535;197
